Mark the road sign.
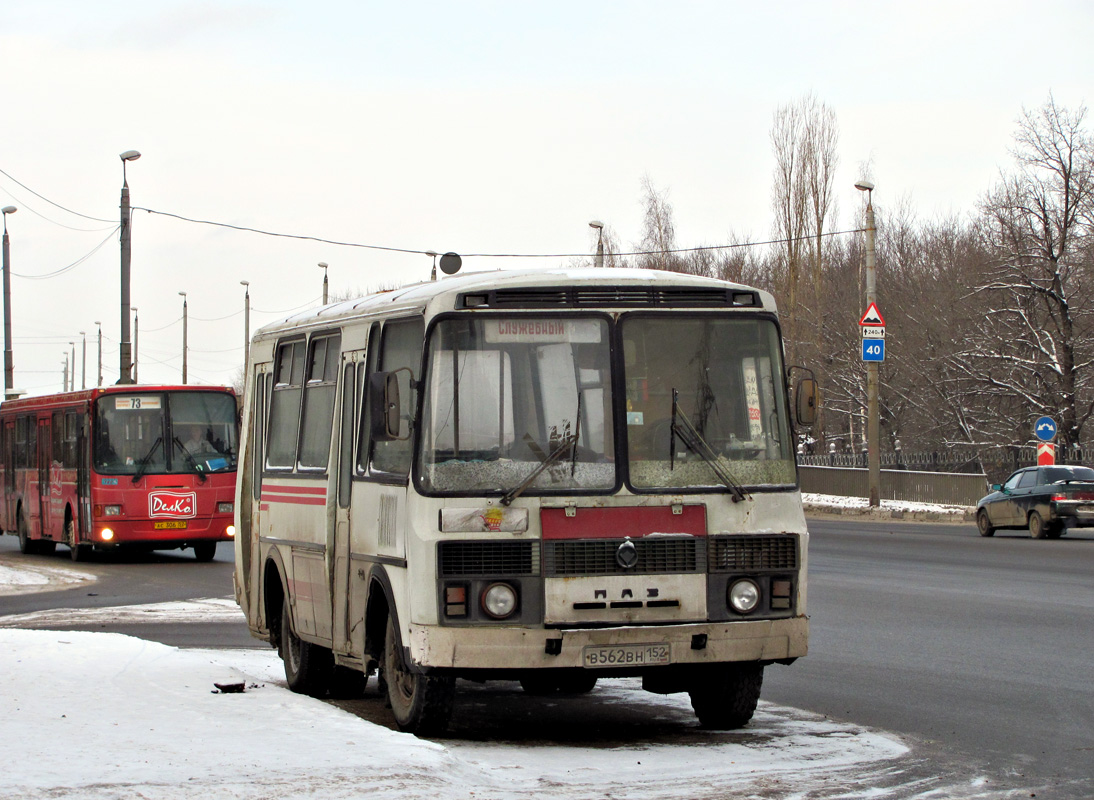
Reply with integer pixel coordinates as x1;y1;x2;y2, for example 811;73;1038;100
862;339;885;362
1034;416;1057;442
862;327;885;339
1037;442;1056;466
859;302;885;327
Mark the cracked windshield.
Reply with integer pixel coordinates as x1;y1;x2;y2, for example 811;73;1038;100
419;317;614;495
621;315;795;490
93;392;239;475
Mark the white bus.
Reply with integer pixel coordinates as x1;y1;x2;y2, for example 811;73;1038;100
234;267;816;734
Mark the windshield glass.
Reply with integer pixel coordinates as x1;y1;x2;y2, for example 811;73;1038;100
621;315;795;490
94;391;238;475
418;316;615;495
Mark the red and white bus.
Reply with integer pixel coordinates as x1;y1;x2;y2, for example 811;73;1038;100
1;384;239;561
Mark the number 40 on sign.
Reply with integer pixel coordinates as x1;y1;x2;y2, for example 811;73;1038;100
862;339;885;362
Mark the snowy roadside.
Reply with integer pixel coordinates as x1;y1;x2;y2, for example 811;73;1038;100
802;493;975;523
0;553;96;596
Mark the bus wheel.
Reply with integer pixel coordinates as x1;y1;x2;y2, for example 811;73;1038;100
67;517;89;562
688;663;764;730
17;515;38;555
382;615;454;735
192;542;217;562
38;540;57;555
280;597;332;697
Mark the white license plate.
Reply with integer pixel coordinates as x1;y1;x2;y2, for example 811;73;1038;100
583;643;671;668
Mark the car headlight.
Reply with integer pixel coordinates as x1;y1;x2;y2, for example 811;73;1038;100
728;579;760;614
481;582;518;619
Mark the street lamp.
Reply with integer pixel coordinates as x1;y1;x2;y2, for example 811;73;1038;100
589;220;604;268
80;331;86;390
95;321;102;387
63;352;69;393
426;251;439;281
68;342;75;391
131;307;138;383
855;179;880;507
2;205;16;397
318;262;329;304
179;291;188;385
118;149;141;385
240;281;250;361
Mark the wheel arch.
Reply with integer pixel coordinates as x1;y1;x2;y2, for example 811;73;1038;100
262;548;289;647
364;565;398;664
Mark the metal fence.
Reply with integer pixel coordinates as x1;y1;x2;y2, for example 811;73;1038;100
798;465;989;507
799;446;1092;483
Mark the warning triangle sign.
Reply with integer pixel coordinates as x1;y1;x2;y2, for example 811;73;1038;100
859;302;885;326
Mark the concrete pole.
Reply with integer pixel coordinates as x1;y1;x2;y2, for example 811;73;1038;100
179;292;188;384
118;151;140;385
2;206;16;396
863;192;881;507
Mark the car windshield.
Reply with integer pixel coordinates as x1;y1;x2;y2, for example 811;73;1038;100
94;391;238;475
418;316;614;495
621;315;795;490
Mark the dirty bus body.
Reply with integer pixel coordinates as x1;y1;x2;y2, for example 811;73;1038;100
1;384;239;561
234;268;812;734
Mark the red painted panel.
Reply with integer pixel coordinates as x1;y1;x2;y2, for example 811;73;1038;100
541;505;706;539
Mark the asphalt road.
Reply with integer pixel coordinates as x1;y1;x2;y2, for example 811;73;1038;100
3;519;1093;796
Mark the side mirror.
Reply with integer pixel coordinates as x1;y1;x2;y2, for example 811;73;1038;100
795;377;818;427
991;484;1001;492
369;371;402;441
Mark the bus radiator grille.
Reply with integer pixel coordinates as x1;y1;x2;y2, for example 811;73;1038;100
708;535;799;572
544;537;703;577
438;541;539;577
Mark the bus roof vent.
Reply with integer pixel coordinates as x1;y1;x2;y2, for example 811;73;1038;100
457;286;760;310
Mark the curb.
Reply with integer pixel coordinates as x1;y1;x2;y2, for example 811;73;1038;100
803;502;976;524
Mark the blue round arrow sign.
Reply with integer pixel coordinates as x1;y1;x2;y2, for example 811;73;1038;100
1034;416;1057;442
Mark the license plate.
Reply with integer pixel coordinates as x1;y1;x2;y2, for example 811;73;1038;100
583;643;671;668
154;521;188;530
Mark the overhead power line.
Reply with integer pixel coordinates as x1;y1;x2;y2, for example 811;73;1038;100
0;166;116;225
13;226;120;279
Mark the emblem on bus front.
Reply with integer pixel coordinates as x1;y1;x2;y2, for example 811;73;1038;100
616;539;638;569
149;491;197;518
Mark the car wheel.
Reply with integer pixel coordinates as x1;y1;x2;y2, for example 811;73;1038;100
1029;511;1048;539
976;510;995;537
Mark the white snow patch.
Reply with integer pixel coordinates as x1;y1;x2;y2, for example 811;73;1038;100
0;559;96;596
0;596;243;627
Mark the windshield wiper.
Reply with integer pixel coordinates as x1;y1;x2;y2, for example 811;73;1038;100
670;388;751;503
172;437;208;483
500;434;577;507
131;437;163;485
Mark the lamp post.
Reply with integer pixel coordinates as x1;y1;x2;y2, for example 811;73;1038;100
179;291;188;384
132;307;138;383
240;281;250;360
589;220;604;268
63;353;69;393
80;331;86;390
856;179;880;507
318;262;329;304
68;342;75;391
118;149;140;385
95;321;102;387
2;205;16;397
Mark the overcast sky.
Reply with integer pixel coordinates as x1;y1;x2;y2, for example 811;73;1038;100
1;1;1091;394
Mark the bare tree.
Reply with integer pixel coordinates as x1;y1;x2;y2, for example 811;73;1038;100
637;175;678;271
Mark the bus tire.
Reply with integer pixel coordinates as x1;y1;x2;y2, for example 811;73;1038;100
280;597;332;697
66;515;89;562
382;615;454;735
17;514;38;555
192;542;217;562
688;663;764;730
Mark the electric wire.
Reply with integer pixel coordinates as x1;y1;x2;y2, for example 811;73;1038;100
12;226;120;279
0;167;116;224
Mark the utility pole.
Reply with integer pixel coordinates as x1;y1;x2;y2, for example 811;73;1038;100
80;331;86;390
95;321;102;387
132;307;139;383
179;292;188;384
2;205;16;397
118;150;140;385
240;281;250;361
856;180;881;507
318;262;329;304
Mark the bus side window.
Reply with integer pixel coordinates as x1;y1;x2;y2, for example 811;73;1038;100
298;333;341;470
267;339;305;469
64;412;79;468
52;412;64;464
355;323;379;476
371;318;424;478
252;367;267;496
338;362;355;508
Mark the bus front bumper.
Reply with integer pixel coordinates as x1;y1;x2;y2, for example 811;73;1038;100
408;616;808;671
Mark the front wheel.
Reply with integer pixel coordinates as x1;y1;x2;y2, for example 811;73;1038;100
67;516;90;562
688;663;764;730
382;616;454;735
280;597;332;697
976;510;995;537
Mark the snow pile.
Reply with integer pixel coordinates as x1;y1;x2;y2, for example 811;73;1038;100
0;559;96;596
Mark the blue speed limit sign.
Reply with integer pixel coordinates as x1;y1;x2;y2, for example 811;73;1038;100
862;340;885;362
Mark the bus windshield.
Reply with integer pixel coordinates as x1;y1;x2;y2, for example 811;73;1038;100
418;316;615;495
621;315;795;490
94;391;238;475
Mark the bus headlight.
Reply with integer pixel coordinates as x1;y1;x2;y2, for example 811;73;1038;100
728;579;760;614
102;505;122;516
481;582;518;619
100;528;115;542
218;502;234;514
225;525;236;538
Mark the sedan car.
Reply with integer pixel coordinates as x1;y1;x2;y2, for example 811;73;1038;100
976;464;1094;538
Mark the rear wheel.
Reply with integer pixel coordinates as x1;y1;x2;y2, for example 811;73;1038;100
382;615;454;734
976;510;995;537
67;515;90;562
280;597;332;697
17;515;38;555
688;664;764;729
1029;511;1048;539
192;542;217;562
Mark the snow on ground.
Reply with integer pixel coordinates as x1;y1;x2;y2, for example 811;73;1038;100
0;558;96;595
0;627;923;800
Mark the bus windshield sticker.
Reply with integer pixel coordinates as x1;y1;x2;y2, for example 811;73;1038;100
484;319;602;344
115;396;162;410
